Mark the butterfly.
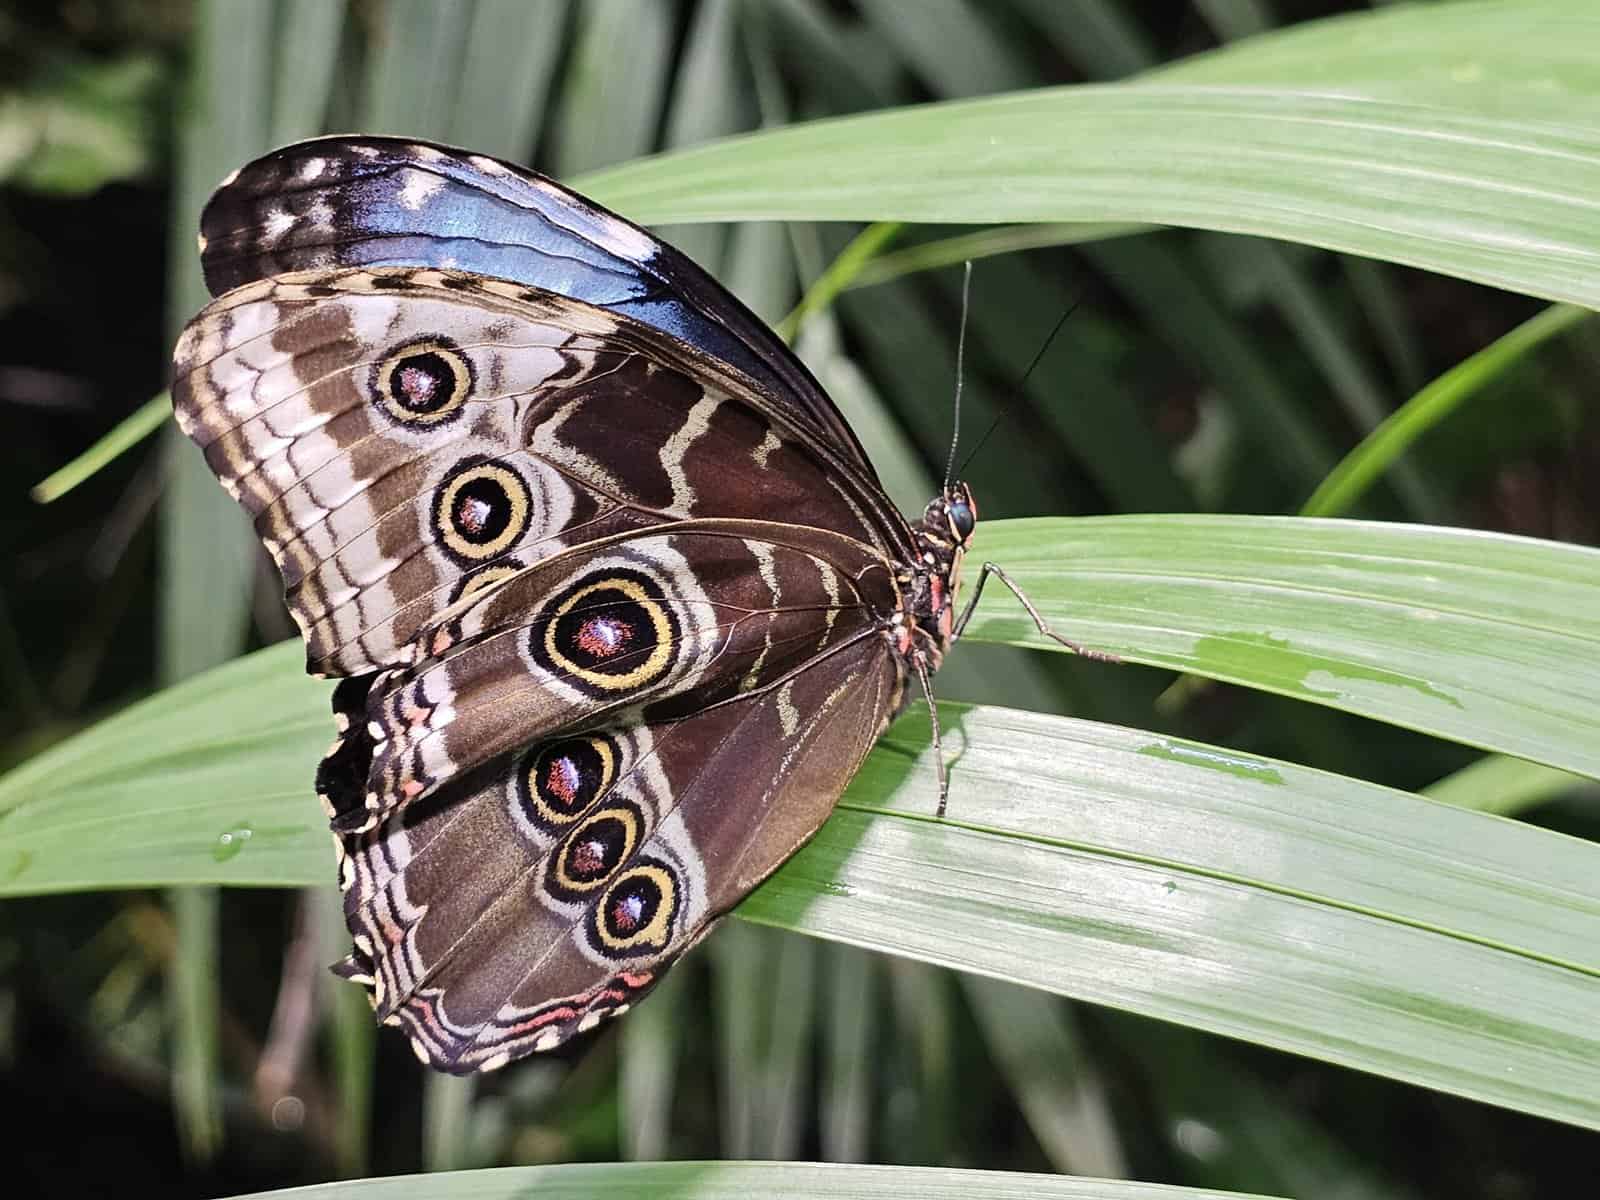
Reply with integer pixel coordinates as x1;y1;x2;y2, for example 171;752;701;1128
172;136;1107;1073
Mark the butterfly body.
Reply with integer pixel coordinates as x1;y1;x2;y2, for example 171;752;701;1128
174;136;991;1073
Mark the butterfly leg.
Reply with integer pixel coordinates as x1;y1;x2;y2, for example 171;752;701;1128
911;651;951;819
952;562;1121;663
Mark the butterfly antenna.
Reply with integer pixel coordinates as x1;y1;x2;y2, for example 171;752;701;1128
955;295;1081;481
942;260;974;491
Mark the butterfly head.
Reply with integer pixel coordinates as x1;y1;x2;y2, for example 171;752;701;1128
944;482;978;547
925;481;978;551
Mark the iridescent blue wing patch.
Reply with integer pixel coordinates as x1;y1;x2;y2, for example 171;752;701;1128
196;136;871;472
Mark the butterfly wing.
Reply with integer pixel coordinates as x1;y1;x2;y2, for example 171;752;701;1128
196;135;875;476
172;267;908;675
319;518;896;831
173;138;925;1073
331;535;903;1072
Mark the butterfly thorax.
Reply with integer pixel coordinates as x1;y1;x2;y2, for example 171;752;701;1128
896;482;978;669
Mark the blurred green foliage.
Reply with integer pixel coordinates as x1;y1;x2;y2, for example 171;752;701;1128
1;2;1598;1198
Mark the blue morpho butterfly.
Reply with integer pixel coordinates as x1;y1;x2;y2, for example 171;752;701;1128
172;136;1109;1072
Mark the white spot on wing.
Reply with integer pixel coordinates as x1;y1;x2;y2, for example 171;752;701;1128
812;556;842;635
751;428;782;468
777;680;800;738
263;208;295;241
298;156;326;181
740;539;780;691
397;168;445;210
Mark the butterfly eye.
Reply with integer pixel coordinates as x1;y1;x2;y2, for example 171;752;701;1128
374;337;473;427
948;500;976;540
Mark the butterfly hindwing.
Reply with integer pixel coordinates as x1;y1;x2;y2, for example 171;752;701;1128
318;520;896;832
336;632;899;1073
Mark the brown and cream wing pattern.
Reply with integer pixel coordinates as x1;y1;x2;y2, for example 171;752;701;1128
172;267;901;677
320;520;899;832
170;136;939;1075
328;532;903;1072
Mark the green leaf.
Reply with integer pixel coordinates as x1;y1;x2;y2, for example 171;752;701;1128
575;2;1600;314
970;516;1600;782
221;1161;1286;1200
1301;304;1594;517
447;0;569;162
30;392;170;505
1422;754;1597;817
551;0;675;177
964;979;1126;1177
6;511;1600;1127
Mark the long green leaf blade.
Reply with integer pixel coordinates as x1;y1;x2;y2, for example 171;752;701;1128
574;3;1600;313
223;1161;1285;1200
6;598;1600;1122
971;516;1600;781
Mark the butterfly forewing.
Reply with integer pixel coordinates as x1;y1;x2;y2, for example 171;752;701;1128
172;267;904;676
196;135;875;477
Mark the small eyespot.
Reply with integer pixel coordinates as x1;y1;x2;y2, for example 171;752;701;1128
589;860;677;956
515;735;619;831
432;457;533;564
547;804;642;899
372;336;473;427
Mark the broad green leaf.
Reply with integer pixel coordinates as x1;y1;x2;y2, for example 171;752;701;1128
575;3;1600;314
970;516;1600;782
448;0;569;162
551;0;674;177
223;1161;1284;1200
6;515;1600;1125
361;0;471;140
268;0;346;144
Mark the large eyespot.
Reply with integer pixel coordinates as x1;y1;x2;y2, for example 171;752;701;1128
515;734;618;831
589;860;678;956
533;568;679;696
547;804;643;900
451;558;525;605
373;337;473;427
432;457;532;564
